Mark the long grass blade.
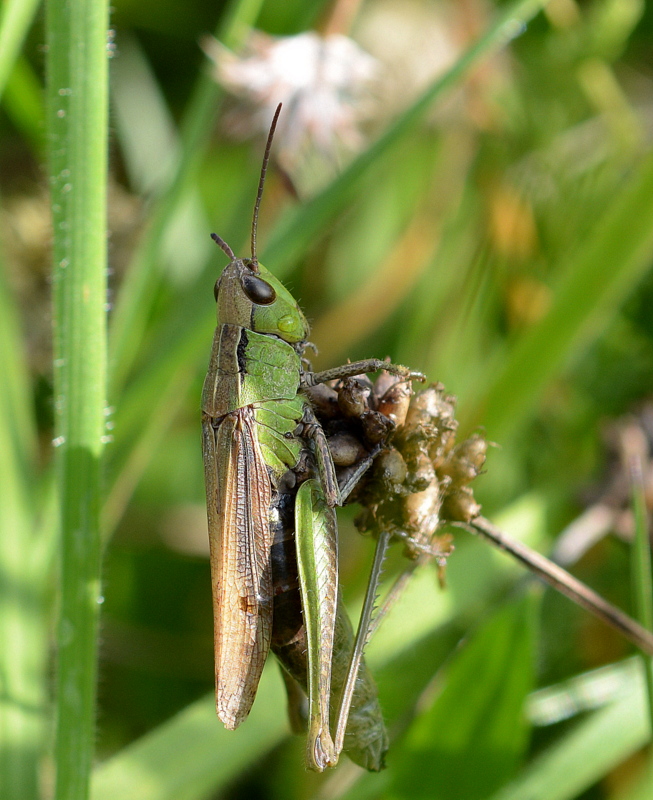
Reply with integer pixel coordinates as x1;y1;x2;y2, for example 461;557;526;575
46;0;109;796
0;254;45;800
489;675;649;800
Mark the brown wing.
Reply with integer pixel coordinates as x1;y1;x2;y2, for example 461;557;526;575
202;406;273;728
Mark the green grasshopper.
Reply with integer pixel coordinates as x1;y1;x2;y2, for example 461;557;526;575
202;104;420;771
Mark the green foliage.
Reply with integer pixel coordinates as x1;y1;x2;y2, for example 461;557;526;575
384;595;538;800
1;0;652;798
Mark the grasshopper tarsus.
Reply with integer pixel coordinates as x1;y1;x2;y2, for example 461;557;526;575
307;726;338;772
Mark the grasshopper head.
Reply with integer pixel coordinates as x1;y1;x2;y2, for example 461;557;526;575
210;105;309;344
213;253;309;344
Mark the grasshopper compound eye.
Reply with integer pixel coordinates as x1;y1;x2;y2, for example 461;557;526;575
241;273;277;305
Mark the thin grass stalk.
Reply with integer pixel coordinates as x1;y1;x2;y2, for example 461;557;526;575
46;0;109;797
464;517;653;656
630;456;653;735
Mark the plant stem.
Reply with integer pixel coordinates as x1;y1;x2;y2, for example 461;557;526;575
458;517;653;657
46;0;109;796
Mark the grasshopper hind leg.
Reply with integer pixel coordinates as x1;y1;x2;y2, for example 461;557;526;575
294;479;339;770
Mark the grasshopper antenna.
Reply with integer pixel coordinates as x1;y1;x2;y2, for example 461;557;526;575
250;102;282;269
210;233;235;261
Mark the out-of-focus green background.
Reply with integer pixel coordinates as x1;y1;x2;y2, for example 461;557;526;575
2;0;653;798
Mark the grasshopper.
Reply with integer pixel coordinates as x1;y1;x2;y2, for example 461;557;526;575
201;104;421;770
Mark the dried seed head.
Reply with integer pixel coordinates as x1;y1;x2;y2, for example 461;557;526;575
314;375;488;578
441;486;482;524
455;434;488;472
371;369;401;399
338;378;371;419
327;433;368;467
376;380;412;428
404;448;436;493
361;410;395;445
370;449;408;493
439;433;487;489
401;480;442;539
305;383;340;419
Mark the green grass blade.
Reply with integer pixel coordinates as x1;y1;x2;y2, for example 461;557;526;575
0;255;45;800
0;424;43;800
488;667;650;800
91;668;286;800
466;149;653;440
110;33;179;196
0;236;37;472
527;658;639;725
0;0;41;101
3;55;44;151
355;594;538;800
46;0;109;795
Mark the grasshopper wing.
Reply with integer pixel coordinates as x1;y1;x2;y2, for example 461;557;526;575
202;407;273;728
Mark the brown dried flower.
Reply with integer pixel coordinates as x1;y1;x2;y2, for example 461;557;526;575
308;374;488;576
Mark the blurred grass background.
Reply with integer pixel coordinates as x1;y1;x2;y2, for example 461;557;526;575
2;0;653;798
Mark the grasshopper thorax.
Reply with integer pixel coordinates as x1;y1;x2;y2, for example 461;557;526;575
213;255;309;345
